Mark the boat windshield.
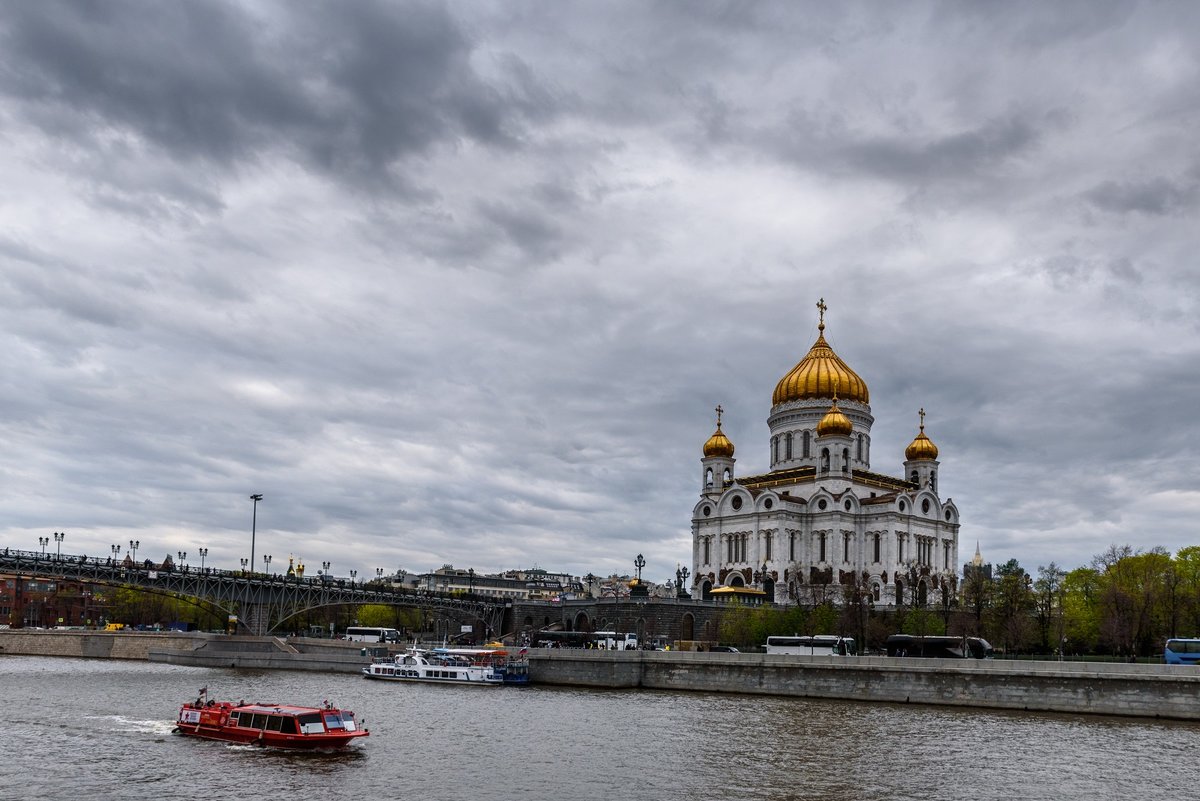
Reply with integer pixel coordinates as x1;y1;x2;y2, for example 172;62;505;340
297;713;324;735
323;712;345;731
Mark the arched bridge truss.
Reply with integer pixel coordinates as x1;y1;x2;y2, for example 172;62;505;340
0;549;507;637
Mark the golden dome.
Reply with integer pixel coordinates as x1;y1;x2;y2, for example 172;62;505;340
816;396;853;437
905;408;939;460
772;299;869;407
703;405;735;458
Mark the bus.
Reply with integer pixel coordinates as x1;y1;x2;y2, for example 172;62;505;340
343;626;402;643
765;635;856;656
1164;638;1200;665
592;631;639;650
885;634;992;659
534;630;591;648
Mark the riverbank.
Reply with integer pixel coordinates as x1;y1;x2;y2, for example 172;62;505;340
4;630;1198;720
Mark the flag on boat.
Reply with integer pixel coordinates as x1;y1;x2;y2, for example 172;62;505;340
518;648;528;655
199;687;207;696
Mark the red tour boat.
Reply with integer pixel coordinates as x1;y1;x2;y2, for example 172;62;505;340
175;689;368;749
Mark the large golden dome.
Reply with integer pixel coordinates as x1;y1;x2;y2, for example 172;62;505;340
772;301;869;407
905;409;939;460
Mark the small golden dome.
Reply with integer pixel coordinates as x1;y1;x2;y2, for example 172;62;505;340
816;396;853;437
905;408;939;460
772;299;869;407
703;404;735;458
703;426;735;458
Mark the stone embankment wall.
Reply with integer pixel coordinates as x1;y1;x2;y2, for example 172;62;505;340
530;649;1200;720
0;630;372;673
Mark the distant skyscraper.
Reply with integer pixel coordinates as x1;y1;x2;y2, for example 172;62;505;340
691;299;961;607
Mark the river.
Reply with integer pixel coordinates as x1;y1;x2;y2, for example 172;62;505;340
0;655;1192;799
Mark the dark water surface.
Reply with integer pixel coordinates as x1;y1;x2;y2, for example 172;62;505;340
1;656;1194;800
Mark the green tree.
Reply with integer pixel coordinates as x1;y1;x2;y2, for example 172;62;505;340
990;559;1034;654
1033;562;1066;654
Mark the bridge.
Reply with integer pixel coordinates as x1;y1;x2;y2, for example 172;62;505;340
0;548;508;637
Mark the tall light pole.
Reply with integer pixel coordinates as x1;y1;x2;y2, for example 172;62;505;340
240;558;248;573
249;493;263;572
111;544;121;563
349;569;357;586
129;540;139;564
39;537;48;556
198;547;208;571
54;531;65;560
263;554;272;574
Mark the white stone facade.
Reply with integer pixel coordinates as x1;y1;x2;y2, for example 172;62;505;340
691;311;960;608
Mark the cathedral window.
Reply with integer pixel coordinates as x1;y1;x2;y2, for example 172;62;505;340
872;583;881;602
703;538;710;564
843;533;850;563
785;433;793;460
943;542;950;570
803;430;811;458
911;470;919;484
897;535;904;562
727;536;734;563
821;448;830;472
842;448;849;472
789;531;795;561
772;436;779;463
856;434;863;462
930;471;937;493
819;533;827;563
723;468;732;485
765;533;772;560
732;496;743;511
873;533;880;563
705;468;713;489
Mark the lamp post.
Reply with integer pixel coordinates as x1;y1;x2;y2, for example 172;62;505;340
349;569;357;586
129;540;139;564
263;554;272;575
634;553;645;581
240;558;248;573
468;567;475;594
54;531;65;560
585;572;595;598
177;551;187;569
376;568;384;583
39;537;48;557
111;544;121;563
675;565;690;598
322;561;331;584
249;493;263;573
198;547;208;571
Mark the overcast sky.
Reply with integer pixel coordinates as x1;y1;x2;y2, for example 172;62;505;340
1;2;1197;583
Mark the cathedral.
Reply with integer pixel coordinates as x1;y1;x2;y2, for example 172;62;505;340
691;300;960;608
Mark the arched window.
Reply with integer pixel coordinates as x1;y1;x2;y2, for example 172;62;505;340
785;432;793;460
803;430;811;458
872;583;881;602
873;533;880;563
856;434;863;462
705;467;713;488
911;470;919;484
818;533;827;563
723;468;732;485
842;448;850;472
930;471;937;493
821;448;830;472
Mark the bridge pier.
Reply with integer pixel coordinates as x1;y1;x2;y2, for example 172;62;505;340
241;603;270;636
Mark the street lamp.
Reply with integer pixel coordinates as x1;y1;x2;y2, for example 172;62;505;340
634;553;645;581
249;493;263;572
198;547;208;571
376;568;384;582
468;567;475;594
129;540;139;564
111;544;121;563
54;531;65;560
675;564;690;598
349;569;357;586
240;557;248;573
263;554;272;574
177;551;187;569
39;536;48;556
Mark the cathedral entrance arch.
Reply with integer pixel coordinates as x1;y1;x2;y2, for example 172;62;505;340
763;577;775;601
681;613;694;641
700;579;713;600
573;611;592;632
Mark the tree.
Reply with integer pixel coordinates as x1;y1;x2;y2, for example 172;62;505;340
1033;562;1066;654
990;559;1034;654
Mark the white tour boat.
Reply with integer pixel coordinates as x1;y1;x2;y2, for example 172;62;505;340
361;647;506;686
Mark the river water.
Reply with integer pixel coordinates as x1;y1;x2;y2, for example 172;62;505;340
1;655;1193;800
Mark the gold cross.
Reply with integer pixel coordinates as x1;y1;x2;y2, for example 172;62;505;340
918;407;926;430
816;297;827;325
715;404;724;427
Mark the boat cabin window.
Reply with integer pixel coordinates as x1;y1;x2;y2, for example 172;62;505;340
248;713;268;730
228;711;240;726
266;715;284;732
297;713;324;735
323;713;345;731
279;717;298;735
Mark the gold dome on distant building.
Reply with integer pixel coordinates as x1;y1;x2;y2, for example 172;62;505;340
905;408;939;460
703;404;735;458
772;299;870;407
816;395;853;437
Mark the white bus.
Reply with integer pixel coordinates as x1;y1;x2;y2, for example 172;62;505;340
765;635;856;656
344;626;402;643
592;631;639;650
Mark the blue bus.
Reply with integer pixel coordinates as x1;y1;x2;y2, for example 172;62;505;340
1163;638;1200;665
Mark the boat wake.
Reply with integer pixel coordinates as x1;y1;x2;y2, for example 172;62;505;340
85;714;177;737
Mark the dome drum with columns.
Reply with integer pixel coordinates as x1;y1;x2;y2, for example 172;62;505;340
691;299;960;609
